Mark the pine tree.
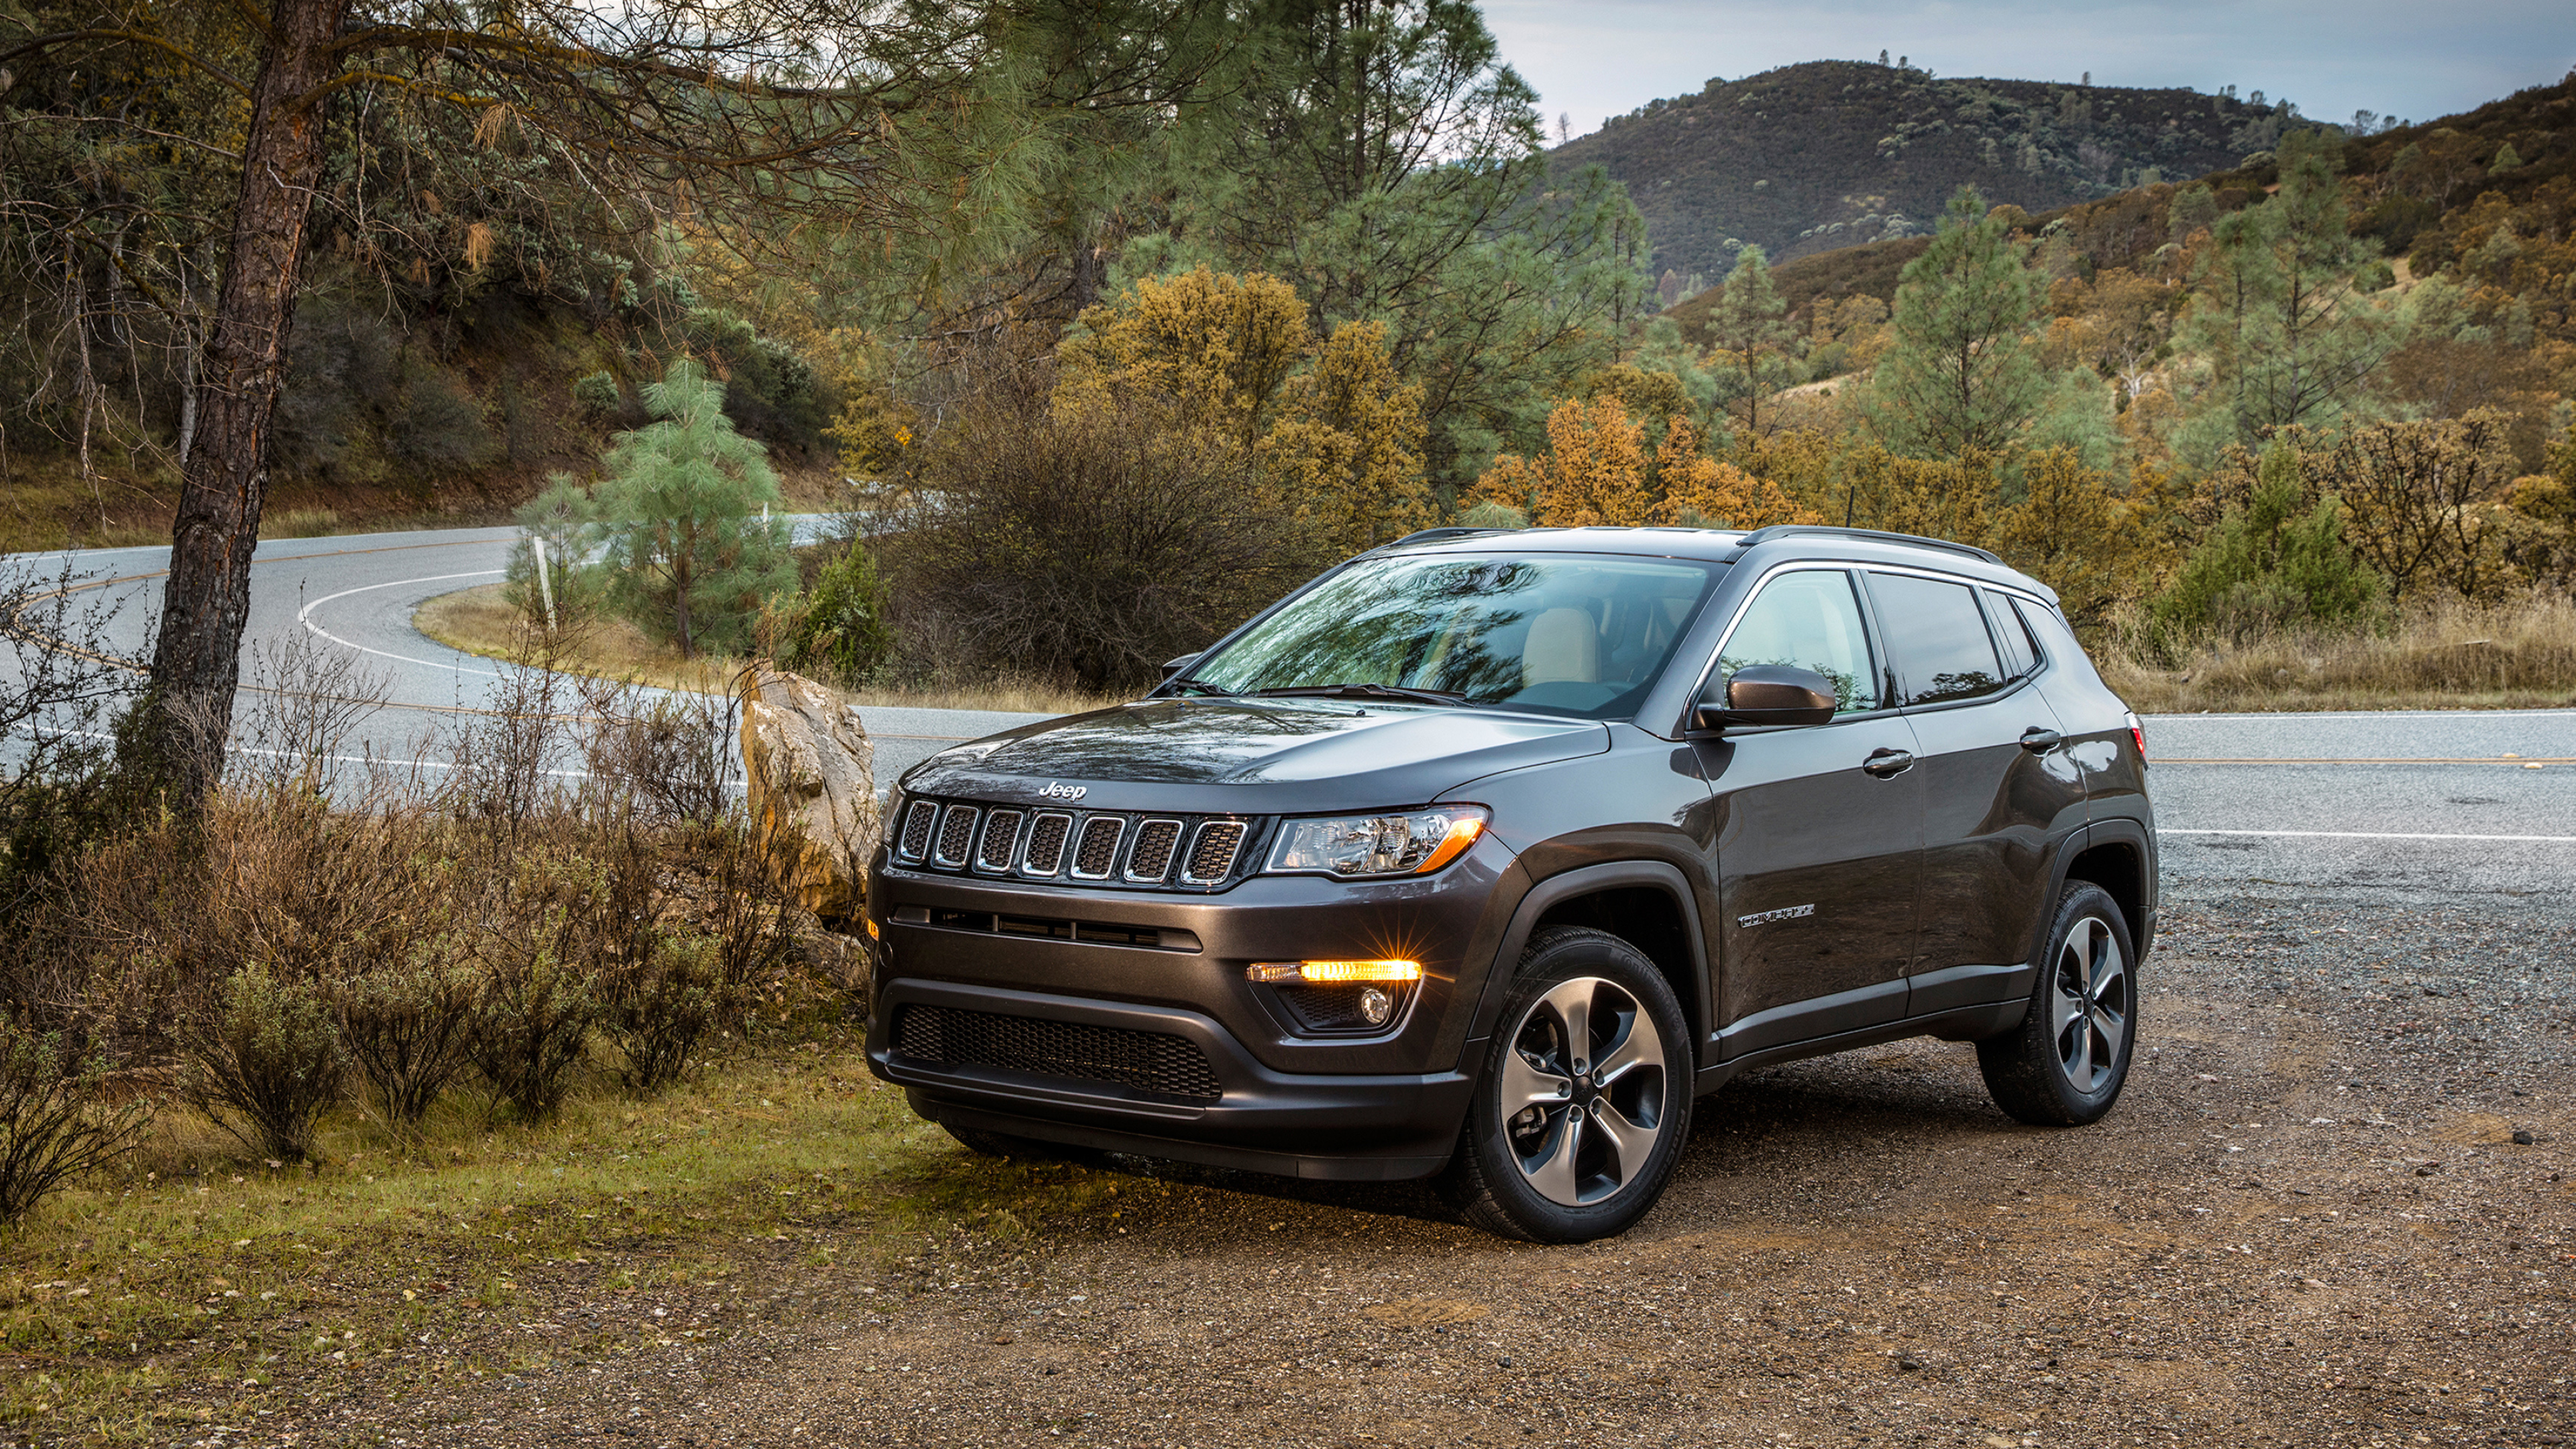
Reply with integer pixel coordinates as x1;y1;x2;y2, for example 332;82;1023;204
1708;246;1795;437
593;361;798;659
2184;129;2397;443
1865;188;2047;458
2149;441;2383;639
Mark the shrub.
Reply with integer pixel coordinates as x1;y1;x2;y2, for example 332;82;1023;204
504;474;602;633
883;377;1319;692
335;940;480;1130
785;545;897;684
2149;441;2383;645
176;962;346;1162
599;934;727;1096
572;370;622;418
466;919;598;1124
0;1019;150;1224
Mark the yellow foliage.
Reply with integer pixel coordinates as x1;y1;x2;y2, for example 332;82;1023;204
1656;417;1822;527
1057;268;1309;444
1260;321;1435;556
1994;448;2147;626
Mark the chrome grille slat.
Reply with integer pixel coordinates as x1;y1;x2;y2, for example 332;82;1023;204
1183;820;1248;884
975;809;1025;873
1022;812;1074;876
1069;816;1125;879
1124;819;1183;883
934;804;980;867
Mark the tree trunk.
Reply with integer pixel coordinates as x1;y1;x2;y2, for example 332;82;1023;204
126;0;350;798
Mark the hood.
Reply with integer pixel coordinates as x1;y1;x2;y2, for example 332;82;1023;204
899;698;1610;814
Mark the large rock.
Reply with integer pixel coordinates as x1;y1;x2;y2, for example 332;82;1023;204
739;667;879;922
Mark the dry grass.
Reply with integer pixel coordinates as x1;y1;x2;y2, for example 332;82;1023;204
2100;596;2576;712
0;1030;1120;1442
414;582;1118;714
257;506;341;539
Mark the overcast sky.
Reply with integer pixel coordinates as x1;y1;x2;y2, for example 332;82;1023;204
1485;0;2576;142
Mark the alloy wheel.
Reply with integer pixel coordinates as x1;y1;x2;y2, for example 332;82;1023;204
2049;916;2130;1094
1497;976;1669;1206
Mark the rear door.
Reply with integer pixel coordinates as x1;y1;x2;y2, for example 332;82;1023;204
1860;571;2088;1014
1690;568;1925;1059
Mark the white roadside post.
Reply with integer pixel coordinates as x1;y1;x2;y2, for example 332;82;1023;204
533;537;559;632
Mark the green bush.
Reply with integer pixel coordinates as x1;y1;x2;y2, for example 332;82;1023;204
335;941;480;1130
2150;441;2385;645
786;545;897;684
572;370;623;417
178;963;347;1162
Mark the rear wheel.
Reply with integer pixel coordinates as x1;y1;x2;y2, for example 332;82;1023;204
1978;883;2137;1126
1436;927;1693;1242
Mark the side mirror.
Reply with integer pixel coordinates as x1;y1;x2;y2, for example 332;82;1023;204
1693;664;1837;732
1160;652;1203;682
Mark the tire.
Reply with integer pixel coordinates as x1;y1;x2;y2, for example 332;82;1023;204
1435;926;1694;1243
1978;883;2139;1126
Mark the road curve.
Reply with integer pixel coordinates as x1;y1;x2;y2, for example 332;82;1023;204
7;529;2573;901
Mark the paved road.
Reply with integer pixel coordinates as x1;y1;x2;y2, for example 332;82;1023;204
3;527;1051;788
7;531;2572;896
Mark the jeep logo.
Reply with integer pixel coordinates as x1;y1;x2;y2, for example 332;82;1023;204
1038;782;1087;801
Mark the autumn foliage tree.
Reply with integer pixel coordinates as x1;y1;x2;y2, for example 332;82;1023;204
1474;392;1817;530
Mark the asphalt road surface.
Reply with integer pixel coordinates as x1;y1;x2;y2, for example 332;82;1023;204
5;529;2571;890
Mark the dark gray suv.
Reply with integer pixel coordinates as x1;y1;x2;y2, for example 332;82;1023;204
865;525;2155;1242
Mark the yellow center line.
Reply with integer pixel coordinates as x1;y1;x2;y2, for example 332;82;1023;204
2153;757;2572;765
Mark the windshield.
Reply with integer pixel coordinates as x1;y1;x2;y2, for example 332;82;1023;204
1186;552;1725;719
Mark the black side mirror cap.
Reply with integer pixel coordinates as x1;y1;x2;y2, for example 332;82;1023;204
1693;663;1838;732
1160;652;1202;682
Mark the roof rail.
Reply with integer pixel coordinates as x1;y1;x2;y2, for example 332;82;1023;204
1727;525;2002;566
1381;527;1511;549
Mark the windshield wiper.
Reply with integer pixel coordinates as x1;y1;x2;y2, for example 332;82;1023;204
1165;676;1236;697
1249;682;1472;706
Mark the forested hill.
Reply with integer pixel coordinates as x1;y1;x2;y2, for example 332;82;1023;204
1553;58;2284;286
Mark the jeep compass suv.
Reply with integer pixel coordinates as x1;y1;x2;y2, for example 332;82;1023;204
865;525;2155;1242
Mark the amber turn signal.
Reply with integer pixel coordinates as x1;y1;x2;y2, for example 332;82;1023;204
1246;960;1424;984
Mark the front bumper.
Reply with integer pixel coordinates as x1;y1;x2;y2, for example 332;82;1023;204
863;837;1522;1180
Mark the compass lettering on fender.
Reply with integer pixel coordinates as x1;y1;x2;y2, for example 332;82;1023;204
1736;903;1816;928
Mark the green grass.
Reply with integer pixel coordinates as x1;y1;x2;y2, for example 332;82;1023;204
0;1027;1123;1442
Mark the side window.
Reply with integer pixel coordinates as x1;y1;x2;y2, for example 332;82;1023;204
1987;590;2039;678
1864;572;2005;705
1715;570;1882;714
2013;597;2090;675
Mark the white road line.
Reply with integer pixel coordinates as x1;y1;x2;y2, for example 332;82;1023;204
2145;708;2576;721
298;570;505;677
2160;828;2576;844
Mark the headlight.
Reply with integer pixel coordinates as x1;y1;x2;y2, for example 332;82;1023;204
1265;806;1487;878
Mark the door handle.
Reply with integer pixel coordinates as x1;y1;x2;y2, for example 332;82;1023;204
1862;747;1914;777
2019;727;2064;754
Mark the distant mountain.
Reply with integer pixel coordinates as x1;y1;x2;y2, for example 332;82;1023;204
1554;59;2296;289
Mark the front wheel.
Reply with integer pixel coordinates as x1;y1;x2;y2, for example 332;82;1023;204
1978;882;2138;1126
1435;927;1693;1243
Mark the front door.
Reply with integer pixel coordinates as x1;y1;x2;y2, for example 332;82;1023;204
1690;569;1926;1059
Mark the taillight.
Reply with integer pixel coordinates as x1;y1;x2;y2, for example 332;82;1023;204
2125;710;2147;765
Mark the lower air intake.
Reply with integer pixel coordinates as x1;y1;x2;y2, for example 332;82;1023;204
892;1005;1222;1102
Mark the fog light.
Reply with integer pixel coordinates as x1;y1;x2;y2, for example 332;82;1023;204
1245;960;1423;983
1357;986;1394;1026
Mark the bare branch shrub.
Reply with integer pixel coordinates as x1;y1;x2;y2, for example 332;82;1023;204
0;1018;151;1224
879;372;1321;693
574;675;737;828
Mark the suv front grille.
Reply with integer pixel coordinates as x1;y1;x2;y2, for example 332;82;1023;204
1071;816;1124;879
1125;819;1182;882
1184;821;1248;884
892;1005;1222;1102
890;795;1263;892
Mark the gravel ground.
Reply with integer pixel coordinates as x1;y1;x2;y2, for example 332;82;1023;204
187;875;2575;1449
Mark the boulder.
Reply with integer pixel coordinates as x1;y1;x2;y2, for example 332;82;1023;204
739;667;879;922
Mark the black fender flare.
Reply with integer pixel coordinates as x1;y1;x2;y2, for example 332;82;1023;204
1456;859;1714;1069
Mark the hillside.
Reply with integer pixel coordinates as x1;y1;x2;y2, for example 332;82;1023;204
1666;69;2576;350
1555;59;2286;286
